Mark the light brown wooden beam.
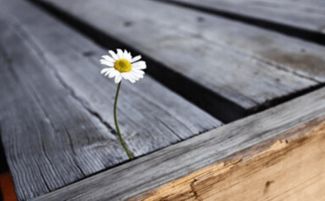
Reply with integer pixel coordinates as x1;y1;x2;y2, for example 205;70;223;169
33;87;325;201
132;118;325;200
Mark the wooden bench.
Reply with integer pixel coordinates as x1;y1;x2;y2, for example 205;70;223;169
0;0;325;200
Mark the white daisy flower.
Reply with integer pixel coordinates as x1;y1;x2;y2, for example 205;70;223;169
100;49;146;84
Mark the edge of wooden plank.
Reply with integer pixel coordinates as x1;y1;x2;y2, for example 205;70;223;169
32;87;325;201
0;0;222;199
28;0;248;123
162;0;325;40
34;0;319;113
132;117;325;200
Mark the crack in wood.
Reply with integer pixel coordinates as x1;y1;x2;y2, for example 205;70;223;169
27;0;249;123
8;19;117;139
29;0;325;125
35;39;135;159
63;128;86;177
190;178;202;201
14;20;118;135
155;118;184;140
263;180;274;194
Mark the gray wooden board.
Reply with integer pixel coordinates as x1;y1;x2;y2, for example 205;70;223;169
0;20;127;200
39;0;325;110
32;82;325;201
165;0;325;34
0;0;221;200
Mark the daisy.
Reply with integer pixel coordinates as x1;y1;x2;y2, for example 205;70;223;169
99;49;147;160
100;49;146;84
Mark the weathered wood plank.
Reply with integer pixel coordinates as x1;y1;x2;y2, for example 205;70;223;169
38;0;320;110
164;0;325;34
32;86;325;201
132;119;325;201
0;20;127;201
0;0;221;200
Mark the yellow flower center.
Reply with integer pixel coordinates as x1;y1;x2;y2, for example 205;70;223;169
114;59;132;72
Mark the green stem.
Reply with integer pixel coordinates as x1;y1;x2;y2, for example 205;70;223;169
114;81;134;159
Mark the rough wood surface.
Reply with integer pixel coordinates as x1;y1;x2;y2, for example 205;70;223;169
0;0;221;200
132;118;325;201
0;22;126;200
39;0;320;110
164;0;325;34
32;86;325;201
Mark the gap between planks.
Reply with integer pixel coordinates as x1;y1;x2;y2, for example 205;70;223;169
160;0;325;45
0;0;221;200
28;0;250;123
32;86;325;201
32;0;325;121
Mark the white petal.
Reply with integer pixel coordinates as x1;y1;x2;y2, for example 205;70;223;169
104;68;115;76
100;59;114;67
128;76;136;83
122;72;136;83
100;68;115;76
129;78;136;83
131;55;142;63
132;73;144;80
102;55;115;63
124;50;132;61
117;49;124;58
109;50;118;60
133;61;146;70
133;69;145;76
130;72;143;81
114;74;122;83
109;69;119;78
135;73;144;80
100;68;113;74
121;73;131;80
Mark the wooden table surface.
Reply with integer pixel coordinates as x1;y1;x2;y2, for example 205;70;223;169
0;0;324;200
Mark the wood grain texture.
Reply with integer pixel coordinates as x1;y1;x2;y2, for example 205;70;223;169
165;0;325;34
0;21;127;200
32;86;325;201
132;118;325;201
0;0;221;200
39;0;319;110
